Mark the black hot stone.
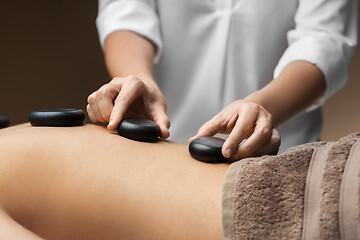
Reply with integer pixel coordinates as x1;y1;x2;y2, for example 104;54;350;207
189;136;229;163
29;109;86;127
0;115;10;129
117;118;160;142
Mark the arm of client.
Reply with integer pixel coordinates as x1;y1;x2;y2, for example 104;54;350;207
0;124;228;240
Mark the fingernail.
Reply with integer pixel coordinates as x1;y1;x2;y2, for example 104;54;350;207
108;120;114;128
225;148;232;158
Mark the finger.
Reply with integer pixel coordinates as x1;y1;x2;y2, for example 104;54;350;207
231;128;280;161
189;108;242;143
256;128;281;155
188;114;227;143
87;93;106;123
230;119;273;160
86;104;97;122
157;119;170;139
108;80;145;130
147;101;170;139
98;99;114;123
150;106;170;138
154;112;170;139
222;112;258;158
96;84;119;123
188;121;219;143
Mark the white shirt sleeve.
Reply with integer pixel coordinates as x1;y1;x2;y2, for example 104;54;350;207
96;0;163;63
274;0;358;110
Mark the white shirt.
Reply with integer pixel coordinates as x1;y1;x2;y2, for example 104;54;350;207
96;0;357;153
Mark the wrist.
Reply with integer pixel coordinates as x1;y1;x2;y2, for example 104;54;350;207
243;91;268;110
135;70;156;86
243;90;278;126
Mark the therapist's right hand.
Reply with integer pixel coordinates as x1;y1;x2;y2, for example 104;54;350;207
87;75;170;139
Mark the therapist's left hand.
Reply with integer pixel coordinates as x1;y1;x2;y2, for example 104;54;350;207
189;100;281;161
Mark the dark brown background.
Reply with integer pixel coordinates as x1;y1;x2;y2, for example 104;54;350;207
0;1;359;141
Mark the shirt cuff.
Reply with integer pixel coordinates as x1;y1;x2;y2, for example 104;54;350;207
96;0;163;63
273;31;354;111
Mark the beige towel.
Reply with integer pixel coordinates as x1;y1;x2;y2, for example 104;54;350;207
222;133;360;240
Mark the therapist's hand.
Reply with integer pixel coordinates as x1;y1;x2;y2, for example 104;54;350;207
189;100;281;161
87;75;170;139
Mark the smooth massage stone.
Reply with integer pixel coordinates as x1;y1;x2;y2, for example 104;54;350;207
117;118;160;142
0;114;10;129
29;109;86;127
189;136;229;163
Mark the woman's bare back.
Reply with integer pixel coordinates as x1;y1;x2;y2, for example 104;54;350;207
0;124;229;239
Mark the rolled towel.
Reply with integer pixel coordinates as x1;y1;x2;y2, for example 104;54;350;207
222;133;360;240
